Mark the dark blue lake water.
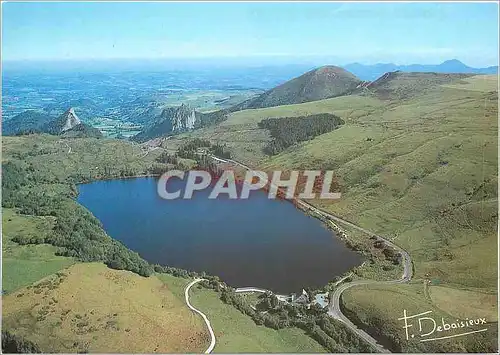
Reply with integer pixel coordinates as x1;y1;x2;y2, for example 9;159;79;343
77;177;362;293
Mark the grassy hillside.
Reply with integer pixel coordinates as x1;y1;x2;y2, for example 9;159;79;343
259;79;498;289
2;111;54;136
2;263;208;353
232;66;362;110
342;283;498;352
2;134;159;181
169;95;384;166
358;71;474;100
2;108;103;138
170;74;498;351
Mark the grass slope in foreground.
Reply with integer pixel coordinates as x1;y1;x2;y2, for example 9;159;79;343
2;263;207;353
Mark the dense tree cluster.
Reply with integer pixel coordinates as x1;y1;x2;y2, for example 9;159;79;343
2;161;153;277
176;138;209;159
181;138;212;150
209;143;231;159
258;113;344;154
176;139;231;160
155;152;179;165
195;155;224;177
2;111;53;136
373;239;402;264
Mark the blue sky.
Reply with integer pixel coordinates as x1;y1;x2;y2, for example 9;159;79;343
2;2;499;66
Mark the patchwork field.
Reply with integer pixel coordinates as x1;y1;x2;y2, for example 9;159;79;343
2;263;208;353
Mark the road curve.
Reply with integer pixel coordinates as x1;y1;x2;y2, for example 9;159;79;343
215;156;414;353
185;279;216;354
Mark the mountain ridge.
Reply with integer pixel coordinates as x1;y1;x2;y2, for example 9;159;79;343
231;65;362;111
2;107;102;138
132;104;227;142
343;59;498;81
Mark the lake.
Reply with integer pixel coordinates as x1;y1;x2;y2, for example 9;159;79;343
77;177;362;294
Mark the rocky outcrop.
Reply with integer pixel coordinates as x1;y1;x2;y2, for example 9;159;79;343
60;108;81;132
44;107;82;134
163;104;197;132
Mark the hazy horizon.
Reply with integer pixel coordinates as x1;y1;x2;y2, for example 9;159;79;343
2;56;497;76
2;2;498;67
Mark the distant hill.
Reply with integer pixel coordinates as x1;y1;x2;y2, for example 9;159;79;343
2;107;102;138
231;66;362;110
356;71;474;100
344;59;498;81
132;104;227;142
44;108;82;134
2;111;54;135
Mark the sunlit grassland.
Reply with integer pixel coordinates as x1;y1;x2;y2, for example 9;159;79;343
223;95;385;126
428;285;498;322
441;74;498;92
2;263;207;353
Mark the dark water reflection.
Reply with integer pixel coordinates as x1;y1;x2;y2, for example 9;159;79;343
77;177;362;294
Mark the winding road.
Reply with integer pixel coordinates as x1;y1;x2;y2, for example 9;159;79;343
212;155;414;353
185;279;216;354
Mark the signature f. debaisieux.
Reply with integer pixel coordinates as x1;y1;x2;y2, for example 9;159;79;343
398;310;488;342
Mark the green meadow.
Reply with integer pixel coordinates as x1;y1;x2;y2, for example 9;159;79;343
169;74;498;351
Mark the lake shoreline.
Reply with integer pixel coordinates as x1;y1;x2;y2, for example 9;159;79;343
77;176;363;293
77;172;366;256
